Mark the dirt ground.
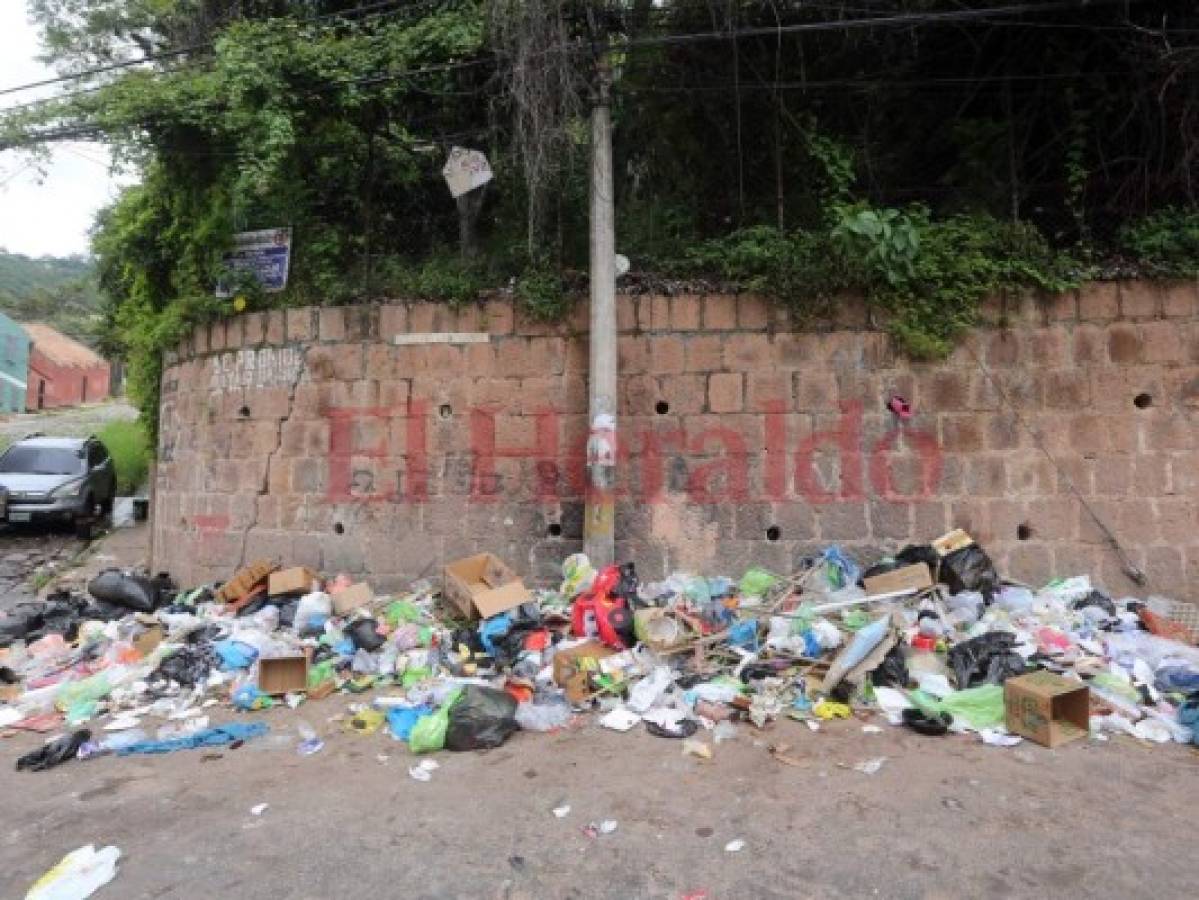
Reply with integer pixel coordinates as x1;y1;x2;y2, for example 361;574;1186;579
1;699;1197;900
3;525;1198;899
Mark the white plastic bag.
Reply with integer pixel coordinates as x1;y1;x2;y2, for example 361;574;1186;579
26;845;120;900
626;666;674;713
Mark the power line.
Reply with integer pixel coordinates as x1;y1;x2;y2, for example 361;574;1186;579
0;0;1151;151
0;0;446;100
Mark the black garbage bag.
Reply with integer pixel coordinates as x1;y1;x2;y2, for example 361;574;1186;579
151;644;216;686
26;591;91;643
347;618;385;652
87;568;162;613
947;632;1025;688
938;545;1000;602
17;730;91;772
0;606;44;648
492;623;546;669
902;707;953;736
276;599;300;629
871;644;910;689
445;685;518;751
896;544;941;571
613;562;640;606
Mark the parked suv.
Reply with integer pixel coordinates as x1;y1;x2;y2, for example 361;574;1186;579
0;435;116;536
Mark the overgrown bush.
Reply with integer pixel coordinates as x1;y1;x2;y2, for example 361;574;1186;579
1119;209;1199;277
98;420;151;495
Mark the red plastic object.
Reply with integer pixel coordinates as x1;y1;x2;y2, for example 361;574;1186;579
910;634;937;651
571;565;629;649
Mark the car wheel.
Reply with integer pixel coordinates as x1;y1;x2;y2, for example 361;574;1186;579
75;496;95;540
100;496;114;516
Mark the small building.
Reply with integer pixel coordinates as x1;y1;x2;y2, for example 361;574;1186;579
0;310;31;414
23;323;111;410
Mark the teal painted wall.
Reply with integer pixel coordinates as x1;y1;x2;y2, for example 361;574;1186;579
0;311;31;413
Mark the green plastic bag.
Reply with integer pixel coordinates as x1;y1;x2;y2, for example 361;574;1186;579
410;688;462;754
739;567;779;599
307;659;336;689
934;684;1006;730
386;600;423;626
56;672;114;717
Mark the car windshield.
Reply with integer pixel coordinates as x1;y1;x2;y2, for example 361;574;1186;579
0;446;84;476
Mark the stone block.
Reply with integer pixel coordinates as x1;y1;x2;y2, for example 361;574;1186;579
708;373;744;413
1078;282;1119;321
737;294;771;330
670;294;702;331
320;306;346;341
286;308;314;342
1119;280;1161;319
703;295;737;330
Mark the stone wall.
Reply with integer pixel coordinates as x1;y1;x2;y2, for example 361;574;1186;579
153;281;1199;599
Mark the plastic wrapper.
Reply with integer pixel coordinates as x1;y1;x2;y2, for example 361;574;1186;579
410;689;462;754
25;844;121;900
445;685;518;751
515;699;573;732
738;567;779;599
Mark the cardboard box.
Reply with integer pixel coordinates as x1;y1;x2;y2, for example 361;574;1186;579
216;559;276;605
258;655;309;695
552;640;617;704
268;566;318;597
863;562;933;596
1004;671;1090;748
332;582;374;616
443;553;532;620
932;528;974;556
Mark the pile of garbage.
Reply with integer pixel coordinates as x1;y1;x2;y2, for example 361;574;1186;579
3;529;1199;774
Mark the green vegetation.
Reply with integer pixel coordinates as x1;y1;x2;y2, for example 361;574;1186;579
0;251;103;344
97;419;151;495
0;2;1195;432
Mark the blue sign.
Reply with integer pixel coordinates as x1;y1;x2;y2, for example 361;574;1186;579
216;228;292;296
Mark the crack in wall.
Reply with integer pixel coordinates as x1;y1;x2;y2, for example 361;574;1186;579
237;357;306;566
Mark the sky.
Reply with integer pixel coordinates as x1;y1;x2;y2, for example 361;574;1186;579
0;4;131;259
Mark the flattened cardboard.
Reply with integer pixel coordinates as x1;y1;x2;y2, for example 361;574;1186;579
269;566;318;597
443;553;532;620
863;562;933;596
1004;671;1090;748
217;559;276;604
259;655;309;695
332;582;374;616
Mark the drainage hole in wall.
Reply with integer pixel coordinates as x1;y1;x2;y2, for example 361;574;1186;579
655;400;670;415
765;525;781;542
1133;393;1153;409
1016;523;1032;541
238;405;251;418
547;523;562;538
439;404;453;419
333;522;345;535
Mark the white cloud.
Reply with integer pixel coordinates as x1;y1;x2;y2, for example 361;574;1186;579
0;4;132;258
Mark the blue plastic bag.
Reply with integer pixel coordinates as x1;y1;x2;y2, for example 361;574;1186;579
387;705;434;742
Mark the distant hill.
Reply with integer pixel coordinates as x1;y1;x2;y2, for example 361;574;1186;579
0;250;103;346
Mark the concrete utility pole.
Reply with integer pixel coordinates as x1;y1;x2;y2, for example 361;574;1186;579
584;48;617;567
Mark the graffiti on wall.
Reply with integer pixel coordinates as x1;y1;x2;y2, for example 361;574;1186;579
208;347;305;393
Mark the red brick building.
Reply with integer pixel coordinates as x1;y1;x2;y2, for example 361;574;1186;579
23;324;111;410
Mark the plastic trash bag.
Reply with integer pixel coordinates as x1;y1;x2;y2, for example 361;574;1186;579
152;644;215;686
347;618;384;652
627;666;675;714
933;684;1006;731
947;632;1024;689
445;685;518;751
25;843;121;900
1155;666;1199;694
87;569;161;613
871;644;910;689
739;567;779;599
17;730;91;772
410;688;461;754
387;705;434;741
938;545;1000;601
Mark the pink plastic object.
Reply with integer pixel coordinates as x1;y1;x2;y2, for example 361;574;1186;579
887;395;913;419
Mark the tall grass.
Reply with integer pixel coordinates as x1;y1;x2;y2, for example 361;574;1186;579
97;420;151;495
